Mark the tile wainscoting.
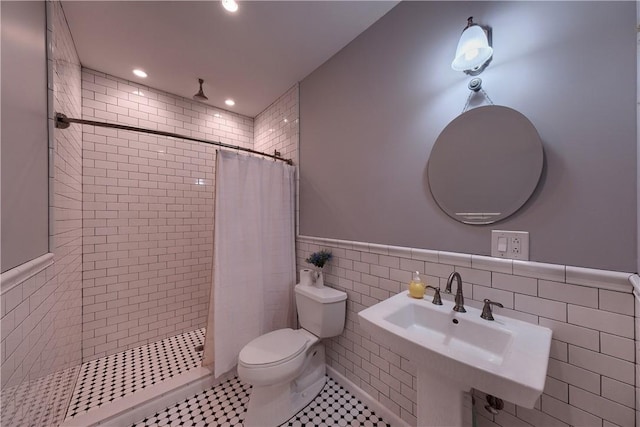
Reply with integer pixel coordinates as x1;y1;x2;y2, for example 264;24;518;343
296;235;637;427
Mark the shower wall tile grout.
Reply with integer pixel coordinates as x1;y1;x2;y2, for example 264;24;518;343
80;69;254;362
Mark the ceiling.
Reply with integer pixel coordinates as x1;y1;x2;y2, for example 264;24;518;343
62;1;397;117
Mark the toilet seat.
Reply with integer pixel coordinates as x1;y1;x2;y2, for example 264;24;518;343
239;328;309;368
238;329;317;388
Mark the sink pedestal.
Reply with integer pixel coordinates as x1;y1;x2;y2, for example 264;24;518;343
417;370;473;427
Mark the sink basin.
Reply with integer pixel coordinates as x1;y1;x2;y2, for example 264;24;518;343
384;302;513;366
359;291;552;426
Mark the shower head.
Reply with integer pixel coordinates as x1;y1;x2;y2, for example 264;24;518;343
193;78;208;101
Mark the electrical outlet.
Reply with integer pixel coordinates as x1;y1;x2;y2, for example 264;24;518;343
512;237;521;254
491;231;529;260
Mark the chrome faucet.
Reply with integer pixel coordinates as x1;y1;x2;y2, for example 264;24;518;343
445;272;466;313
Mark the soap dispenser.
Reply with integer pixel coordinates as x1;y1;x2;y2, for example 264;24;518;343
408;271;426;299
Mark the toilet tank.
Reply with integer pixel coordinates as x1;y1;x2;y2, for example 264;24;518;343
294;284;347;338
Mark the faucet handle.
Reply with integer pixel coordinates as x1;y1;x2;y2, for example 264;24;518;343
481;299;504;321
425;286;443;305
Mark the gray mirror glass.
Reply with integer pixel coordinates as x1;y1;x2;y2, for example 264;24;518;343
427;105;544;225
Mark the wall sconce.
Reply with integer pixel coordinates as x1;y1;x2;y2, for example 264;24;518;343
451;17;493;75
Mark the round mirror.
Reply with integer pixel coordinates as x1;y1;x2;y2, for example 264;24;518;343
427;105;543;225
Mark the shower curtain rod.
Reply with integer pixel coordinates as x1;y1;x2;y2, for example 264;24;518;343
55;113;293;165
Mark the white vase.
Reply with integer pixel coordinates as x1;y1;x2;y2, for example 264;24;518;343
314;270;324;288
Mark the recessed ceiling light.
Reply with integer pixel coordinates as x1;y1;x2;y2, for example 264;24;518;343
225;99;235;106
133;69;147;78
222;0;238;13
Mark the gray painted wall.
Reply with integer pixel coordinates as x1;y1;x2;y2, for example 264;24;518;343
1;1;49;272
300;1;637;272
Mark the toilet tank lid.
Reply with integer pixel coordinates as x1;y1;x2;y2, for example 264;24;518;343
295;284;347;303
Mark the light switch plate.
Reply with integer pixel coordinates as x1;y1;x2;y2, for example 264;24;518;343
491;230;529;260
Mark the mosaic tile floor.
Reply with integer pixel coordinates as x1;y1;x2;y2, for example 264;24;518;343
1;365;79;427
131;376;391;427
62;328;389;426
65;328;205;420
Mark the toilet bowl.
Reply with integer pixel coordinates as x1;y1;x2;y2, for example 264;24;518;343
238;284;347;427
238;328;318;387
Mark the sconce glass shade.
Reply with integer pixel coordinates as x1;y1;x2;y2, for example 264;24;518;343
451;24;493;72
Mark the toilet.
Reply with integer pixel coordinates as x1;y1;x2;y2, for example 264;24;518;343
238;283;347;427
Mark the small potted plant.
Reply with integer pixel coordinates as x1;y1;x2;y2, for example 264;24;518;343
305;250;332;287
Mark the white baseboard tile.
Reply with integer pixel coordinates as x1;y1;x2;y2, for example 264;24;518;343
60;367;234;427
326;365;408;427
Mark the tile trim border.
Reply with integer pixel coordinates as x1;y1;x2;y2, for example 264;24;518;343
631;274;640;300
298;235;636;293
0;252;54;294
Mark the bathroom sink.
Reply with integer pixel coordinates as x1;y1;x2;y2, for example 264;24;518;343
383;301;513;366
359;291;552;422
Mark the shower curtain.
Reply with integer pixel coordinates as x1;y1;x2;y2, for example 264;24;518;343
203;150;296;378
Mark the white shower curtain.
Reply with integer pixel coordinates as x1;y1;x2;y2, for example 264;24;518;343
203;150;296;378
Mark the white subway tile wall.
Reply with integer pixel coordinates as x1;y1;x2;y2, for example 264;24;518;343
1;1;83;425
49;0;84;375
253;84;299;233
254;85;299;165
297;236;636;427
80;69;254;361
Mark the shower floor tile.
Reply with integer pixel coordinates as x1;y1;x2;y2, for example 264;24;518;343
65;328;205;420
1;365;79;427
131;376;391;427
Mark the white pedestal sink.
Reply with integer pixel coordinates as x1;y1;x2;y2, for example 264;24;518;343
359;292;552;427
